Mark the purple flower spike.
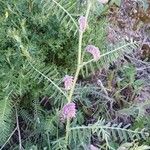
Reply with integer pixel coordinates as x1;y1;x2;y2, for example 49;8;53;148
78;16;87;32
60;102;76;121
86;45;100;61
63;75;73;91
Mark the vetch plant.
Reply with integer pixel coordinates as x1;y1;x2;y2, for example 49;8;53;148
39;0;145;148
63;0;97;145
1;0;149;149
27;0;146;149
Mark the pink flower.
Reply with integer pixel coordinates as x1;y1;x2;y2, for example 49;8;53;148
78;16;87;32
90;145;99;150
63;75;73;91
60;102;76;121
85;45;100;61
98;0;109;4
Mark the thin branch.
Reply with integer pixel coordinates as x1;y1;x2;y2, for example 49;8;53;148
65;1;92;144
46;132;51;150
0;127;17;150
97;79;109;96
15;108;22;150
125;55;150;65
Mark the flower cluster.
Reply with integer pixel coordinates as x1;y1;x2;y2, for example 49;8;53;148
63;75;73;91
78;16;87;32
60;102;76;121
85;45;100;61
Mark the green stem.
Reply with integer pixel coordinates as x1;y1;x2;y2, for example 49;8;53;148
65;1;92;145
68;32;83;103
65;118;70;144
47;132;51;150
85;1;91;20
65;30;83;145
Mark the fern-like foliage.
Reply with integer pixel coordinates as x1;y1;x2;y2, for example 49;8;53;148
52;137;67;150
41;0;78;33
0;0;149;149
81;40;138;77
0;91;14;146
118;100;150;121
25;61;67;107
73;83;111;119
118;142;150;150
68;119;149;149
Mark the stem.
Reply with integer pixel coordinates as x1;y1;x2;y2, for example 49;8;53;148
85;1;91;20
68;0;92;103
68;32;83;103
47;132;51;150
65;118;70;144
65;30;83;145
65;0;92;145
0;127;17;150
15;107;22;150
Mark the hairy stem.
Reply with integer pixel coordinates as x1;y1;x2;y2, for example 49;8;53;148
68;32;83;103
65;31;83;145
0;127;17;150
65;0;92;145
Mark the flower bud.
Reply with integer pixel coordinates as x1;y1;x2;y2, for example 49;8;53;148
86;45;100;61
